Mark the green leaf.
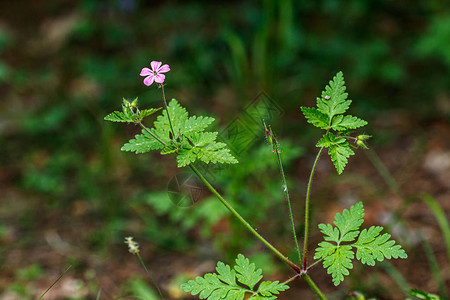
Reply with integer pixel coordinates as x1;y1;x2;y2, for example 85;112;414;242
153;99;188;137
139;108;162;119
331;115;367;131
119;99;237;166
176;132;238;167
121;129;165;153
316;71;352;119
300;107;329;129
317;223;340;242
300;72;369;175
104;111;132;123
181;254;289;300
176;149;198;167
184;115;215;135
316;133;355;174
154;100;237;166
323;245;354;286
334;201;364;243
181;273;245;300
314;241;338;260
315;202;407;286
354;226;408;266
234;254;263;290
196;143;238;165
189;132;218;147
105;99;161;123
329;141;355;174
216;262;237;286
256;281;289;296
316;133;346;148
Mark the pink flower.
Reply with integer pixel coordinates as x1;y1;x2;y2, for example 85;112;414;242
140;61;170;86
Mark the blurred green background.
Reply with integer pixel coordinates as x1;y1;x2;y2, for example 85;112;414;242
0;0;449;299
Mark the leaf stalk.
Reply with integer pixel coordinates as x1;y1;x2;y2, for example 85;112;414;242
302;146;324;270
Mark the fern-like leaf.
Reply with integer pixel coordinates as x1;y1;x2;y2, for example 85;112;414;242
316;71;351;119
139;108;162;119
121;129;165;153
322;245;354;286
331;115;367;131
181;254;289;299
256;281;290;297
316;133;355;174
354;226;408;266
119;99;237;166
300;107;329;129
105;98;161;123
234;254;263;290
104;111;131;123
301;72;369;174
314;202;407;286
333;201;364;242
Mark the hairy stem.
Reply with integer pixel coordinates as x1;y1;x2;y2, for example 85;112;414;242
302;274;327;300
306;258;323;271
136;253;165;299
189;164;301;273
160;84;176;139
283;274;301;285
275;149;302;265
139;122;168;147
302;147;324;270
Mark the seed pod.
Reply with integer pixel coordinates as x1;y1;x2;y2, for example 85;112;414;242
357;134;371;141
356;139;369;149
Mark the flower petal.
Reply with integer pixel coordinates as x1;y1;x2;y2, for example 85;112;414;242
150;61;162;71
143;75;155;86
157;64;170;73
140;67;152;76
154;74;165;83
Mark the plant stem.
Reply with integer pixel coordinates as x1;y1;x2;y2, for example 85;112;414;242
160;84;176;139
139;122;168;147
302;147;324;270
189;163;301;273
275;149;302;265
283;274;300;285
302;274;327;300
38;265;72;300
306;258;323;271
136;253;165;299
139;120;300;272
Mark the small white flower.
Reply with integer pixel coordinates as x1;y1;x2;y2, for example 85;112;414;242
124;236;140;255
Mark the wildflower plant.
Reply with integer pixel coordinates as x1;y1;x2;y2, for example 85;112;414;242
105;61;407;299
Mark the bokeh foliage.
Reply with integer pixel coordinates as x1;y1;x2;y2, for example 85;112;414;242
0;0;449;298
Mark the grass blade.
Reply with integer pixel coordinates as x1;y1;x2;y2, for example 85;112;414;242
96;288;102;300
38;265;72;299
379;261;410;294
423;194;450;261
419;232;449;298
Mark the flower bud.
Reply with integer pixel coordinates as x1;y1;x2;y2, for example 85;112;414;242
262;119;273;144
357;134;371;141
356;139;369;149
